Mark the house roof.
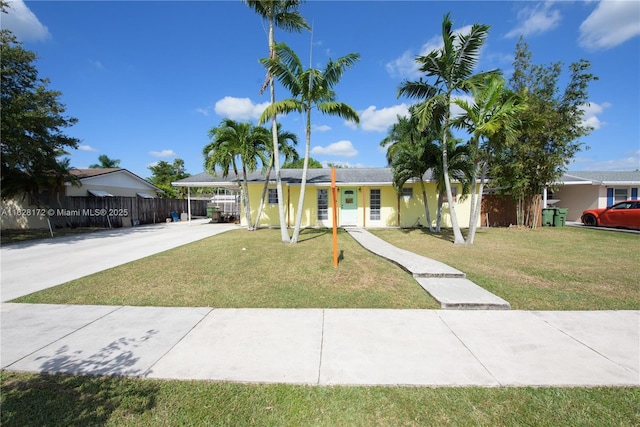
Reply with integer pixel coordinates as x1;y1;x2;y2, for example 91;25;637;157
561;171;640;186
173;168;440;187
69;168;162;192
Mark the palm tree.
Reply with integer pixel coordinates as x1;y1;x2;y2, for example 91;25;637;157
451;75;523;244
254;124;299;229
397;13;498;244
89;154;120;169
244;0;309;243
381;114;439;231
259;42;360;243
203;119;270;229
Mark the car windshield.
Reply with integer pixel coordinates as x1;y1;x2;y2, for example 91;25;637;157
611;202;632;210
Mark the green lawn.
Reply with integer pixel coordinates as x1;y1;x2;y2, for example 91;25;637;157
371;226;640;310
13;228;439;309
2;372;638;426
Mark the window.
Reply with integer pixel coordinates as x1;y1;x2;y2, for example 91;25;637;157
402;187;413;199
268;188;278;204
317;189;328;220
370;189;381;220
445;186;458;202
614;188;628;203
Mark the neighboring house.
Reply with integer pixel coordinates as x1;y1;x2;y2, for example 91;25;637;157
65;168;160;198
174;168;478;229
1;168;161;229
552;171;640;222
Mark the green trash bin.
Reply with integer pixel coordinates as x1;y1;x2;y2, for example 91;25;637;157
542;208;556;226
553;208;568;227
206;206;214;218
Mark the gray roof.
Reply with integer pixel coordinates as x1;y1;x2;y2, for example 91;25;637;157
562;171;640;185
173;168;438;187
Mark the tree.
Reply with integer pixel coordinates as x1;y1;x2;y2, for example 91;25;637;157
89;154;121;169
203;119;270;229
381;113;440;232
244;0;309;243
282;157;322;169
451;74;523;244
1;26;79;201
398;13;498;244
148;159;190;198
254;124;299;229
259;42;360;243
492;38;597;228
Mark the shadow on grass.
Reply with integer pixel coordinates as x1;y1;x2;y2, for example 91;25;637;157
398;227;470;243
1;372;159;426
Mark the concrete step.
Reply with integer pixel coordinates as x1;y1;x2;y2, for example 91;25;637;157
416;277;511;310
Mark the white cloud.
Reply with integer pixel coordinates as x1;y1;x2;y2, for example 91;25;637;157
77;145;98;152
579;0;640;51
2;0;51;42
573;150;640;171
320;160;367;168
312;124;332;132
89;59;105;70
311;140;358;157
149;149;177;158
214;96;270;120
195;107;210;116
357;104;410;132
506;1;562;39
387;25;473;79
580;101;611;130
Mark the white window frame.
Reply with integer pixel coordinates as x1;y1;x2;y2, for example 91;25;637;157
267;188;278;205
402;187;413;200
370;189;381;220
614;188;628;202
317;189;328;220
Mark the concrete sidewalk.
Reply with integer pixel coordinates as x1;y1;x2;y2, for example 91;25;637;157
346;228;511;309
0;219;238;302
1;303;638;386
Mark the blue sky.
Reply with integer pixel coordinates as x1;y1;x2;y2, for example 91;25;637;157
3;0;639;180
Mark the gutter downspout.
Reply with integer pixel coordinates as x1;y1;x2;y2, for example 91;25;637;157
187;187;191;226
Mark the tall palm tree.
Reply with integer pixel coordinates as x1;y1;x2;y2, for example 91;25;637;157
89;154;120;169
398;13;498;244
203;119;270;229
451;75;523;244
244;0;309;243
381;114;439;231
254;124;299;229
259;42;360;243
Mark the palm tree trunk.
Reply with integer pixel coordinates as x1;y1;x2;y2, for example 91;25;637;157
254;154;274;229
241;162;253;229
442;111;465;244
436;191;444;232
291;109;311;244
419;178;435;232
467;160;487;245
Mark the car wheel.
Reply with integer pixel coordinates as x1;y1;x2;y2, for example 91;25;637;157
582;214;597;226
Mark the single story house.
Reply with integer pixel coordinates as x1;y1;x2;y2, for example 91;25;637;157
551;171;640;222
1;168;161;229
65;168;160;198
173;168;478;229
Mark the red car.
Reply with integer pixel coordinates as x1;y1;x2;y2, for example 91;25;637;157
581;200;640;229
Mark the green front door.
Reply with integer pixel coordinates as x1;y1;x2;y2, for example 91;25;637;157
340;188;358;226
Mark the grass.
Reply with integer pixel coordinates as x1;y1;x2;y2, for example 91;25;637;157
13;228;439;309
1;227;105;245
2;371;638;426
371;226;640;310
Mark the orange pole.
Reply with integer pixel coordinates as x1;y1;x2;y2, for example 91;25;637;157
331;168;338;268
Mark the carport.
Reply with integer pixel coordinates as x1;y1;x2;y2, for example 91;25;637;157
172;172;241;226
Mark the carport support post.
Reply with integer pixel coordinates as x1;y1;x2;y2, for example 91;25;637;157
187;187;192;226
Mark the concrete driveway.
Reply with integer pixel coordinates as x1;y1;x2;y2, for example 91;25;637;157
1;220;238;302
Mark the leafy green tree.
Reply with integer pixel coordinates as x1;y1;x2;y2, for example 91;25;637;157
245;0;309;242
282;157;322;169
381;113;440;232
259;42;360;243
398;13;498;244
203;119;270;229
451;75;524;243
89;154;121;169
492;38;597;228
254;124;299;229
148;158;190;198
1;27;79;200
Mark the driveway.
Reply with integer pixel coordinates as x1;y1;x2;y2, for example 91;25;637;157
1;220;238;302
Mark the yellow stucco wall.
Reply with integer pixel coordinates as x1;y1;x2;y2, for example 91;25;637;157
240;182;479;229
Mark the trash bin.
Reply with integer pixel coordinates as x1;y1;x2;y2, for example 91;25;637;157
553;208;568;227
211;209;221;223
542;208;556;226
206;206;214;218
